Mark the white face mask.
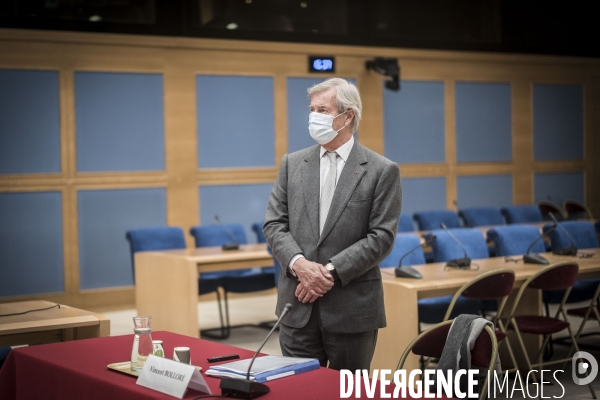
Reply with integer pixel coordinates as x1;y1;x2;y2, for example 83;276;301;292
308;111;348;145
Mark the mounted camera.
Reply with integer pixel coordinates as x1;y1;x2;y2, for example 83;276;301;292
365;58;400;91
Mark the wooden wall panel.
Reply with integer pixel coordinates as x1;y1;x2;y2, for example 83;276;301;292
1;28;598;310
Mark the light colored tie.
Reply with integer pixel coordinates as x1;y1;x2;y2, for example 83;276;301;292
320;151;338;235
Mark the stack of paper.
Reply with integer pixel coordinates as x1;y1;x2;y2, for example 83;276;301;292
206;356;319;383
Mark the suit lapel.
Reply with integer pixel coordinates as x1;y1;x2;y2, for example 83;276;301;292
302;146;321;242
318;142;368;245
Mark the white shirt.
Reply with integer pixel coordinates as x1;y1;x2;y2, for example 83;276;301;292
289;136;355;273
319;136;354;197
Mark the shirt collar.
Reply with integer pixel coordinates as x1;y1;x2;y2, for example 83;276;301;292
319;136;354;162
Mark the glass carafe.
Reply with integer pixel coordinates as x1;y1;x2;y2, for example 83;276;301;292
131;316;153;372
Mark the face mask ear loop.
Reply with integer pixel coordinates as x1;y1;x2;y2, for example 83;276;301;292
333;110;350;133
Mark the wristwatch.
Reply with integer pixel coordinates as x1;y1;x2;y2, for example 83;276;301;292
325;263;338;280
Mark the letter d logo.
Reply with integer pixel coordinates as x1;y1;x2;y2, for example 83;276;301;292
572;351;598;385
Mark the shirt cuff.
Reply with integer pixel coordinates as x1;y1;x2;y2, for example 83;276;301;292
288;254;304;277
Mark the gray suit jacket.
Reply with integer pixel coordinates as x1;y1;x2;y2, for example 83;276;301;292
263;141;402;333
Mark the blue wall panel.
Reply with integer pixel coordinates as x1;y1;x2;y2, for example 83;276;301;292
0;192;64;297
533;84;584;161
534;172;584;205
457;175;513;208
401;177;447;216
384;80;445;163
199;184;274;243
78;188;166;290
455;82;512;162
75;72;165;172
287;77;357;154
197;76;274;168
0;70;61;174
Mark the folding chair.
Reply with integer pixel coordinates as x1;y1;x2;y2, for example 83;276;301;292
397;319;499;400
563;199;594;220
566;281;600;350
537;200;566;221
504;261;596;399
443;269;518;374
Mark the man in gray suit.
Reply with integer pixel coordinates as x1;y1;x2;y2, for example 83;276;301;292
263;78;402;371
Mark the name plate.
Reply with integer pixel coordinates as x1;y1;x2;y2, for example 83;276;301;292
137;355;212;398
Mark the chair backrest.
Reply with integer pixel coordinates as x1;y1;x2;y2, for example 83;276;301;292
459;207;504;227
413;210;460;231
251;221;266;243
538;200;566;221
380;234;426;268
397;213;415;232
428;228;489;262
529;262;579;291
398;319;498;374
189;224;247;247
563;199;593;220
487;225;545;256
508;262;579;319
543;221;599;251
444;269;515;321
596;220;600;233
125;226;186;281
501;205;543;224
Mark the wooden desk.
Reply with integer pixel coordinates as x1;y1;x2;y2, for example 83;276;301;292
372;249;600;372
0;300;110;347
134;244;273;338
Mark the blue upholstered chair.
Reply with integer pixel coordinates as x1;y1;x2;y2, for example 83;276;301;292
413;210;461;231
487;225;546;257
544;221;599;252
251;221;266;244
458;207;504;227
380;234;425;268
421;228;493;322
596;220;600;233
500;205;543;224
397;213;415;233
383;232;483;325
251;221;279;288
428;228;490;263
190;224;276;337
125;226;226;338
542;221;600;316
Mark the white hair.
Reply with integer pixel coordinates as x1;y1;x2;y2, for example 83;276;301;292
307;78;362;133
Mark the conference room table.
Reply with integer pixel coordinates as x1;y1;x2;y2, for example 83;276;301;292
0;300;110;347
0;331;447;400
135;244;274;338
371;248;600;373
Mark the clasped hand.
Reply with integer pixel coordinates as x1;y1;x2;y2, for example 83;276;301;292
293;258;334;304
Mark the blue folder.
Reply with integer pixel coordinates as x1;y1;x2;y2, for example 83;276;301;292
206;356;320;383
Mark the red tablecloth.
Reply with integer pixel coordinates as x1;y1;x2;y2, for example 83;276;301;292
0;331;445;399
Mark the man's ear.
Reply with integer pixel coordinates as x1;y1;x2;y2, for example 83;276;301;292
346;109;354;127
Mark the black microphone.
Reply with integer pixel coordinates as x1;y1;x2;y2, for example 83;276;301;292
214;215;240;251
523;222;558;264
549;213;578;256
220;303;293;399
394;235;437;279
440;223;471;269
